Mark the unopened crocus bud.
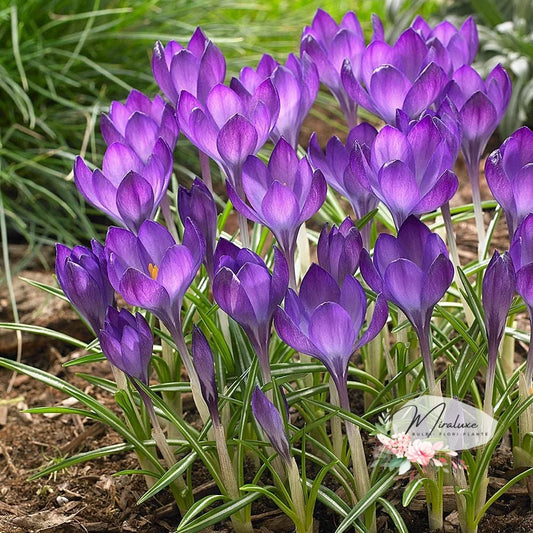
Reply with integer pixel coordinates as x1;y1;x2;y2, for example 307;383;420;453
317;217;362;286
55;240;114;334
213;245;288;383
482;251;515;412
99;307;153;385
252;386;291;465
178;178;217;280
192;326;220;425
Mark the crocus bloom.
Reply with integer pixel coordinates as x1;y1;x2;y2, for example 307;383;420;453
411;15;478;74
341;28;448;125
227;138;327;286
101;89;179;158
485;126;533;236
152;27;226;106
360;216;454;394
350;116;458;229
178;178;218;280
482;251;515;412
317;217;363;286
177;80;279;193
300;9;366;127
308;123;380;236
237;53;319;149
105;219;204;339
213;244;288;383
274;264;388;404
447;64;511;170
99;307;153;385
55;240;114;334
192;325;220;425
252;386;291;465
74;140;172;234
510;215;533;385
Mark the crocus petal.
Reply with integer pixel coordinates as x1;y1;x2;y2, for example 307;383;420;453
124;112;159;162
217;114;258;170
412;169;458;215
403;63;447;119
274;307;321;357
384;258;425;313
355;293;389;349
116;173;155;233
370;66;411;124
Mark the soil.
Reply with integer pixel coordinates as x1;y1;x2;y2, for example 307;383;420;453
1;151;533;532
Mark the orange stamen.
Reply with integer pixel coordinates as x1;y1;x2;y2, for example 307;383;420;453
148;263;159;280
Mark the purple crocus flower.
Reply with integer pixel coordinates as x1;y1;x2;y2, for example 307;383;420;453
510;215;533;386
252;386;291;465
308;123;379;245
411;15;478;74
360;216;454;394
341;27;448;125
445;63;511;245
237;53;319;149
213;243;288;383
177;80;279;194
74;140;172;234
274;264;388;405
317;217;362;286
300;9;366;128
152;27;226;106
192;325;220;425
105;219;204;339
55;240;114;334
485;126;533;236
99;307;153;385
350;116;458;229
101;89;179;157
178;178;218;280
227;138;327;287
482;251;515;413
447;64;511;171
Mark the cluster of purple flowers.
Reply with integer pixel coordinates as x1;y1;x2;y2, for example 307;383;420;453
54;7;533;482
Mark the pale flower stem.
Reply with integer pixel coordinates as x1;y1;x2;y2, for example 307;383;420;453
199;149;213;193
466;159;486;258
214;424;254;533
172;325;211;424
160;195;180;243
147;403;190;515
441;202;475;327
287;458;312;533
329;382;344;460
418;326;441;397
337;385;375;533
238;212;251;249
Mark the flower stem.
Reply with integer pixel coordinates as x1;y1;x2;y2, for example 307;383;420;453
199;149;213;193
465;158;485;258
418;326;441;397
214;423;253;533
287;457;312;533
